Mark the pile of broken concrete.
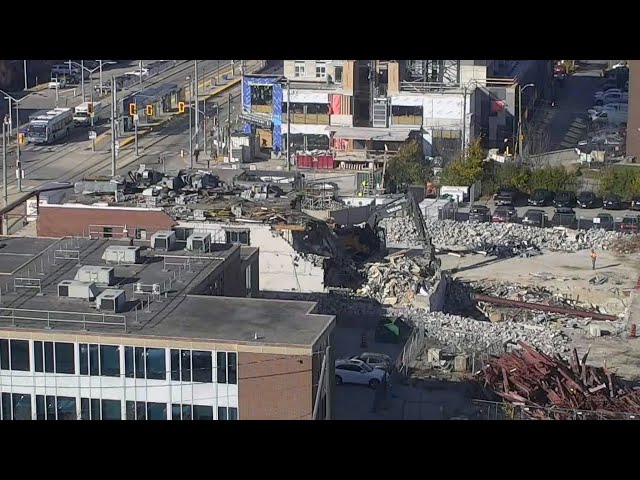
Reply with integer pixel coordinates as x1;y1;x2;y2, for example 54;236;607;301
381;217;625;253
356;253;437;306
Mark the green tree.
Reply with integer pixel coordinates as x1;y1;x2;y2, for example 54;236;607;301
440;138;485;186
385;141;430;188
529;166;577;193
599;166;640;198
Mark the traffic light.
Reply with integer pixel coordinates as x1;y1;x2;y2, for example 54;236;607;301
129;103;137;116
87;103;93;114
18;133;25;145
146;105;153;116
178;101;185;113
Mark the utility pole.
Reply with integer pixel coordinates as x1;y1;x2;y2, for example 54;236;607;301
81;60;85;101
15;101;21;193
461;85;467;158
194;60;199;150
134;115;139;157
189;77;193;169
518;86;522;159
23;60;27;91
99;60;103;94
369;60;375;126
202;97;207;156
227;92;231;163
110;75;117;177
139;60;143;86
2;117;7;207
240;60;245;76
286;79;291;171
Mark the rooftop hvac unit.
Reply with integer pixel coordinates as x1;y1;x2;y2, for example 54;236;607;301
186;233;211;252
57;280;98;300
150;230;176;251
74;265;115;286
96;289;126;313
102;245;141;264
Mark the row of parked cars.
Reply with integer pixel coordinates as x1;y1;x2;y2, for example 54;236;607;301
470;204;639;232
494;186;640;211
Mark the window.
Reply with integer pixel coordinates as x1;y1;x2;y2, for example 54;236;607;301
145;348;166;380
35;341;43;372
91;399;101;420
12;393;32;420
192;351;212;383
217;352;227;384
55;342;75;374
100;345;120;377
136;402;146;420
89;344;99;376
193;405;213;420
46;395;56;420
171;404;194;420
218;407;239;420
1;393;10;420
181;350;191;382
126;401;135;420
57;397;76;420
228;352;237;385
80;398;90;420
170;349;180;381
10;340;29;371
334;66;343;84
36;395;46;420
79;344;88;375
101;399;121;420
182;404;192;420
147;402;167;420
171;404;181;421
103;227;113;238
316;62;326;79
294;61;305;77
135;346;145;378
225;229;250;245
0;340;8;370
44;342;54;373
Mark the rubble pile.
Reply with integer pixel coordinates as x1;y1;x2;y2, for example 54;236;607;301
357;253;437;306
402;309;571;356
381;217;623;254
477;341;640;419
609;235;640;254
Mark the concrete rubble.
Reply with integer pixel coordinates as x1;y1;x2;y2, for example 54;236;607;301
356;253;437;305
381;217;627;253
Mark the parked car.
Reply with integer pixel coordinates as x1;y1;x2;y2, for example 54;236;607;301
630;195;640;211
350;352;393;371
335;359;387;389
603;194;623;210
576;191;598;208
522;209;548;228
492;205;518;223
553;191;576;208
48;76;67;89
494;186;519;206
592;213;615;231
468;205;491;223
528;189;554;206
551;207;577;228
619;214;640;234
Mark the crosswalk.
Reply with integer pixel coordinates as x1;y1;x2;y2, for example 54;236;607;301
24;145;57;153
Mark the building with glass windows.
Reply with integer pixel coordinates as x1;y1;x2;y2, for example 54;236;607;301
0;236;335;420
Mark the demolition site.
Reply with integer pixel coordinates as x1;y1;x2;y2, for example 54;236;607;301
7;159;640;420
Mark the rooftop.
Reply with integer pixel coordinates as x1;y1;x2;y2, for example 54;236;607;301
0;236;333;347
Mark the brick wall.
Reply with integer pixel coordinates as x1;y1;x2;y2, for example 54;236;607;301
37;206;177;238
238;352;313;420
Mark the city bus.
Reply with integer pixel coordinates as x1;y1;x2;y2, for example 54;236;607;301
27;107;74;144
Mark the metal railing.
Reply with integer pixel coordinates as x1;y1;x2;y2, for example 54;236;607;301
0;306;127;331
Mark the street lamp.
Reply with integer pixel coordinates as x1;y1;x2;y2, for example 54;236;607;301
0;88;37;193
186;75;193;168
518;83;535;159
2;114;8;208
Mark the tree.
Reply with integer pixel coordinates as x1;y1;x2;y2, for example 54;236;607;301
440;138;485;186
385;141;430;188
529;166;577;193
599;166;640;198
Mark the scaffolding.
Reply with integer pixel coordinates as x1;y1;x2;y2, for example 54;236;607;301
300;183;343;211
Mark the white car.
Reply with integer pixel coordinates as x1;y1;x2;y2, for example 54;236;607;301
335;359;387;389
48;76;67;89
124;68;149;77
595;92;628;106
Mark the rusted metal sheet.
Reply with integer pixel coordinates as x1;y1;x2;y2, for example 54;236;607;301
472;293;618;321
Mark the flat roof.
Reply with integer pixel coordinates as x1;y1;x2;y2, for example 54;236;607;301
0;237;333;347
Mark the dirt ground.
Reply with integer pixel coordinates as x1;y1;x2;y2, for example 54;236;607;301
440;249;640;381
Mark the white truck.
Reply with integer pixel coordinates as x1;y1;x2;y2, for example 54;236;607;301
73;101;105;126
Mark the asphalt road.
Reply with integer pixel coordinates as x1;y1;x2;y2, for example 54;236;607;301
526;66;603;154
0;60;240;202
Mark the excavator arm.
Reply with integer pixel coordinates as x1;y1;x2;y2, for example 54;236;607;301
366;193;430;248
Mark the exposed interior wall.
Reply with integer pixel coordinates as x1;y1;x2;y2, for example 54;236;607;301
176;221;326;293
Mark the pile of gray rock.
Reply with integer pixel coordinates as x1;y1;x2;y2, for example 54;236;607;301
403;309;571;356
381;217;624;252
356;253;436;306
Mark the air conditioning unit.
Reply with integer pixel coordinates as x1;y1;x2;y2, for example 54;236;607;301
74;265;115;286
96;289;126;313
102;245;141;264
187;233;211;252
150;230;176;251
57;280;98;300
